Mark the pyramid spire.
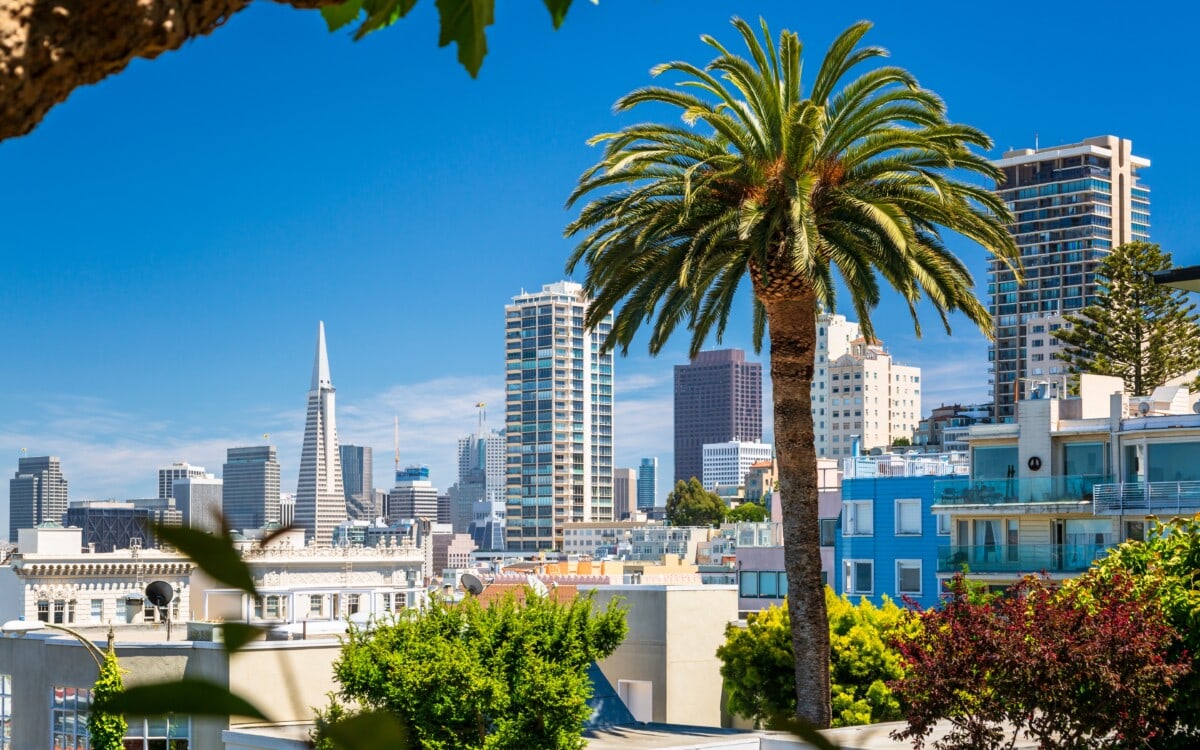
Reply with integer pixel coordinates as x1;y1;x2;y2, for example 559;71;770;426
311;321;332;391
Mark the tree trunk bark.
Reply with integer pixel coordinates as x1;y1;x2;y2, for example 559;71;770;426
0;0;340;142
765;292;831;728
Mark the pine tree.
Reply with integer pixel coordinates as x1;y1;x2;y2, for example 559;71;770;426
1054;242;1200;396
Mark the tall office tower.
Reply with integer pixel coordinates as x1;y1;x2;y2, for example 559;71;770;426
451;429;506;534
157;463;207;499
990;136;1150;421
222;446;281;532
387;466;439;522
8;456;69;543
339;445;373;520
826;338;922;455
504;281;614;552
673;349;762;484
702;440;775;492
811;312;863;457
295;321;346;546
612;467;636;521
172;475;223;533
637;457;657;510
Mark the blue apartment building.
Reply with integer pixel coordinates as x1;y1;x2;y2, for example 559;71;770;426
834;453;966;610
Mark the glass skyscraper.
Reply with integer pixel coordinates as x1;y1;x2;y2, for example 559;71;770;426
989;136;1149;420
637;457;657;510
504;281;613;551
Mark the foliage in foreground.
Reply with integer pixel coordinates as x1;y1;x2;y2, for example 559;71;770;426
717;589;909;728
1053;242;1200;395
666;478;728;527
891;573;1188;750
314;591;627;750
87;647;128;750
726;501;769;524
1068;517;1200;747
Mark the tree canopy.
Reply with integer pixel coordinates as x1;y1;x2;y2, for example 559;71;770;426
726;501;769;523
315;591;627;750
665;478;727;527
1054;242;1200;396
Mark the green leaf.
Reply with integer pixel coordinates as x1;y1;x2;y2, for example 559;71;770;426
356;0;421;39
323;710;409;750
435;0;494;77
220;622;267;653
321;0;365;32
542;0;573;29
154;525;257;596
94;679;268;721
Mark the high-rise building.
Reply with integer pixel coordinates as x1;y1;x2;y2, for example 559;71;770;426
504;281;614;551
811;312;863;457
222;446;280;532
826;337;922;455
612;468;636;521
157;463;207;500
673;349;762;484
339;445;373;520
702;441;774;492
172;475;223;533
637;457;657;510
990;135;1150;420
451;428;505;534
65;499;182;552
295;321;346;545
9;456;69;543
387;466;439;522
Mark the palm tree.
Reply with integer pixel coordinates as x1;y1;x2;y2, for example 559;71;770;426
565;18;1019;726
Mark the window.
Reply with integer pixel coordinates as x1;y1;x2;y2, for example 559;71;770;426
90;599;103;623
844;560;874;595
895;499;921;535
819;518;836;546
309;595;324;617
739;570;758;597
936;513;951;536
1125;520;1145;542
37;600;49;622
896;560;922;595
115;598;127;621
0;674;10;750
843;500;873;536
124;715;190;749
52;685;91;750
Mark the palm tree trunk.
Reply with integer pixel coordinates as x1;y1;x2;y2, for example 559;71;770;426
765;293;831;728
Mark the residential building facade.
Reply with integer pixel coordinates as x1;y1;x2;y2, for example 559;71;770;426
295;321;346;545
9;456;69;543
812;312;863;457
504;281;614;551
701;440;774;493
673;349;762;483
825;338;921;455
989;135;1150;420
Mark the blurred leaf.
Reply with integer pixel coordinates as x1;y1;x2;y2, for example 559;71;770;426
323;710;409;750
221;622;267;653
542;0;573;29
356;0;420;39
769;714;841;750
154;524;257;596
435;0;494;77
321;0;364;31
259;523;299;548
94;679;268;720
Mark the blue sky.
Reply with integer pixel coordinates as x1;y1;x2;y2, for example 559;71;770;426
2;0;1197;535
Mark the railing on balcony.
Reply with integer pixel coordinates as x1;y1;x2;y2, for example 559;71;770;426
933;475;1109;506
1092;481;1200;514
936;543;1115;574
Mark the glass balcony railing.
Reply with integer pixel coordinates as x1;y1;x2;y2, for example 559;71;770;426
936;543;1115;574
1092;481;1200;514
933;475;1110;506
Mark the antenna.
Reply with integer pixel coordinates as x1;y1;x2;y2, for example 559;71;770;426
1035;131;1039;150
476;402;486;434
394;416;400;475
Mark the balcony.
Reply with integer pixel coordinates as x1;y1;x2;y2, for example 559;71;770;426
934;475;1108;507
1092;481;1200;515
936;543;1115;574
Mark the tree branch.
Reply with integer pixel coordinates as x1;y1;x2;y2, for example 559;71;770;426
0;0;341;141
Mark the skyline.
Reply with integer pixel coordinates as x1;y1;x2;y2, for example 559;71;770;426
4;1;1199;537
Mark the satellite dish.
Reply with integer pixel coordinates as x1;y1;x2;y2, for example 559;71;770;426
1138;402;1151;415
461;572;486;596
526;575;550;598
145;581;174;608
1192;402;1200;414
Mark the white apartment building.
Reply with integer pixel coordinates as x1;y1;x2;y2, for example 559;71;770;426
701;440;774;492
811;312;862;457
826;339;921;455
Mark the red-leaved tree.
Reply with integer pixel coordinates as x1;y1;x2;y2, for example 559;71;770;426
891;573;1189;750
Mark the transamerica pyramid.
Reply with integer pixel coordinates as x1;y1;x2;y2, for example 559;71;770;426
295;321;345;545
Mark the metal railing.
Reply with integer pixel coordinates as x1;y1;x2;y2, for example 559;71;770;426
933;475;1109;506
936;543;1115;574
1092;481;1200;514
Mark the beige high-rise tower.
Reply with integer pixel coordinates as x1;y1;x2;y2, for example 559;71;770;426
990;136;1150;421
295;321;345;545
